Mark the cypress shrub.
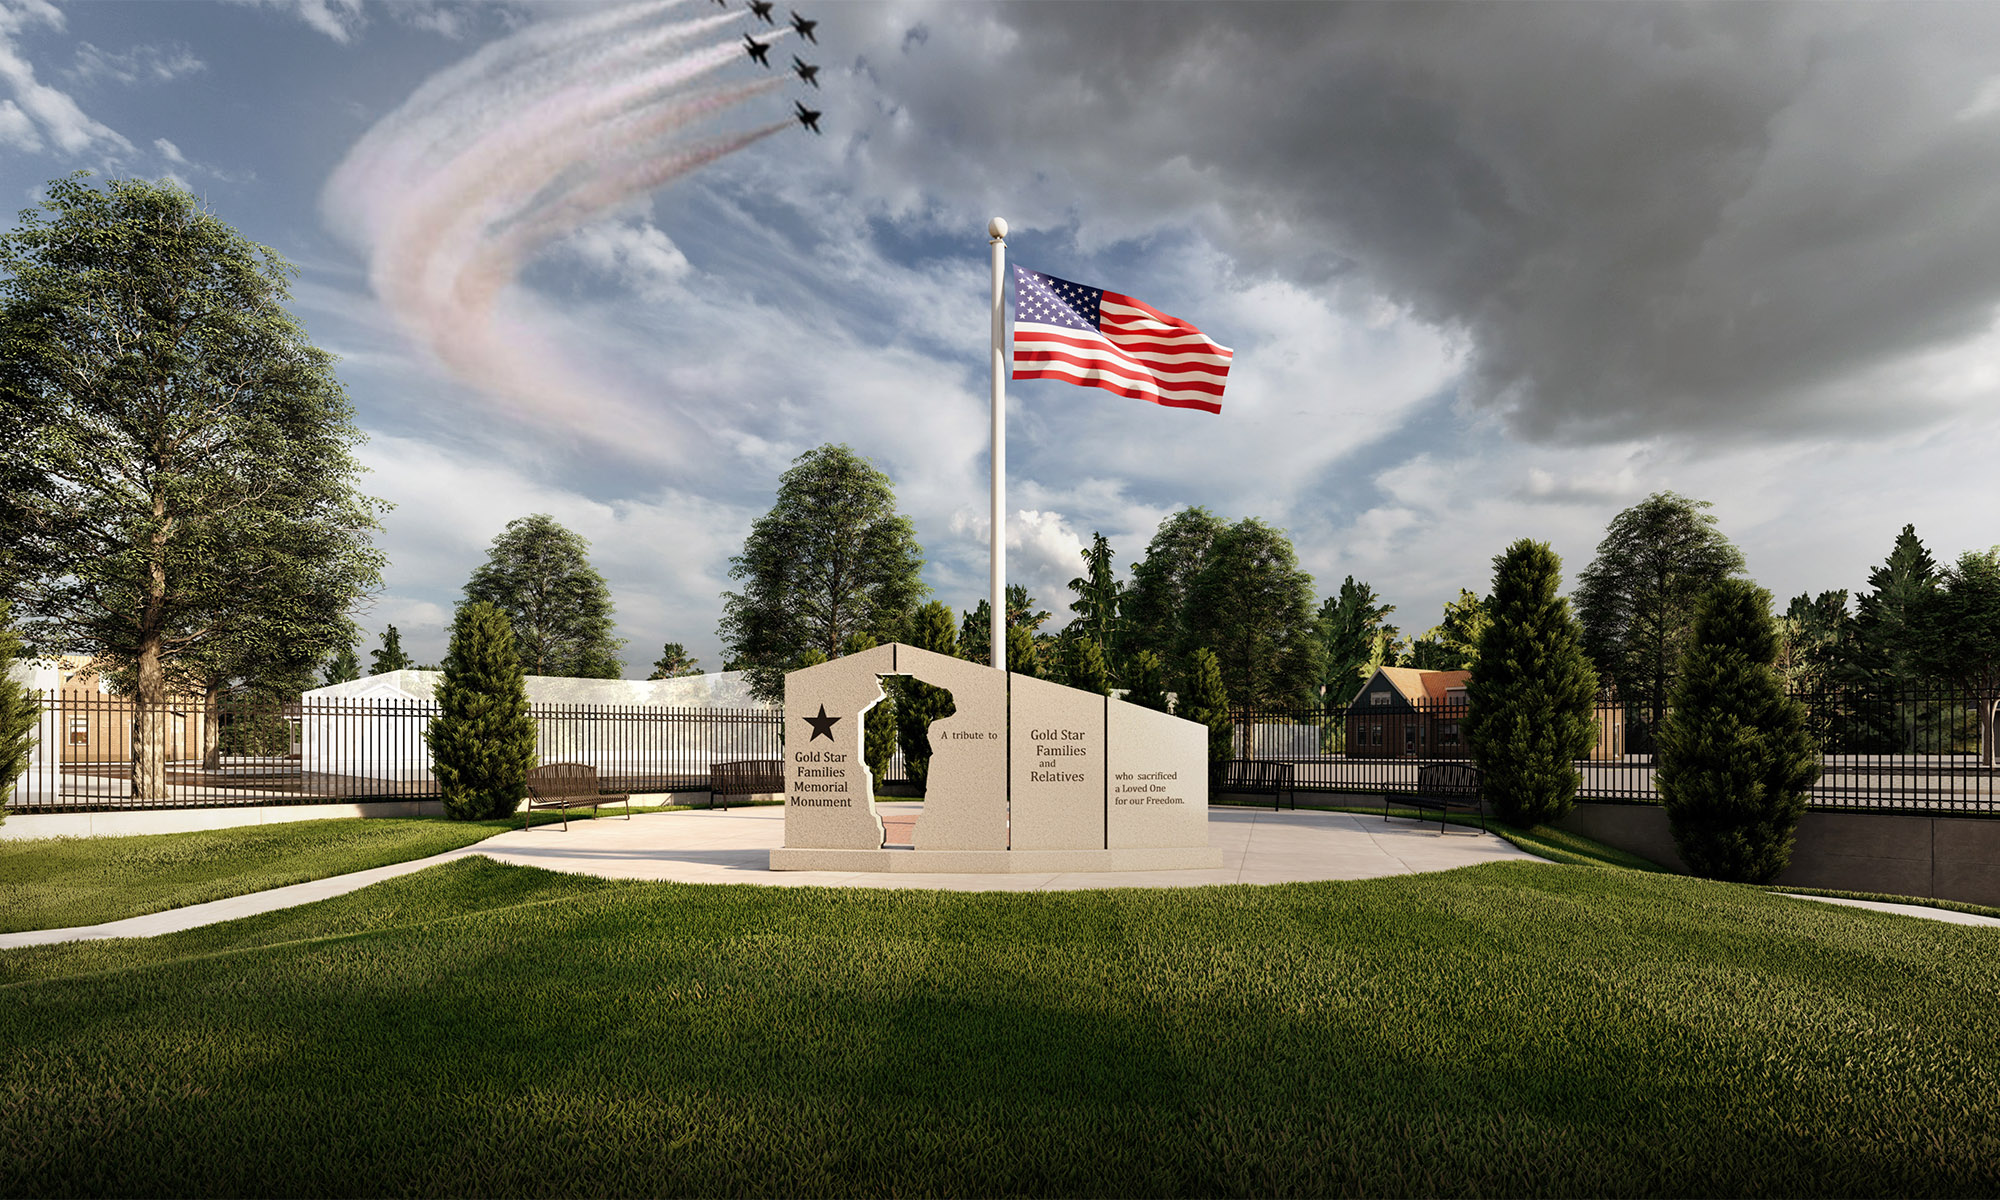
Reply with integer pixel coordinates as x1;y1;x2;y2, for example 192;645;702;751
1067;636;1114;697
1656;579;1821;882
1182;647;1233;765
0;603;41;823
841;635;898;788
1005;624;1041;679
1123;649;1171;713
1464;539;1600;827
427;601;538;821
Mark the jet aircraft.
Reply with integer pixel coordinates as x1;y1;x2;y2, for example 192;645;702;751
747;0;775;23
792;56;819;87
790;10;818;43
743;34;771;65
794;100;821;134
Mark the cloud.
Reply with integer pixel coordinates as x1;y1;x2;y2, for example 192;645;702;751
0;0;134;157
66;40;205;86
833;2;2000;447
225;0;367;44
560;216;693;300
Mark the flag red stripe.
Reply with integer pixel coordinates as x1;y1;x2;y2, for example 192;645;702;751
1013;367;1223;414
1012;347;1231;389
1011;353;1230;400
1016;324;1233;377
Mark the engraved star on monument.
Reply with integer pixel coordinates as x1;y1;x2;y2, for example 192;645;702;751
805;704;841;741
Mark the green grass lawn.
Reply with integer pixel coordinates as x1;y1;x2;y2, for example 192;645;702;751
4;855;1997;1197
0;804;709;934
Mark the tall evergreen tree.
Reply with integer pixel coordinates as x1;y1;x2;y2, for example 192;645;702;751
1182;647;1234;765
1575;492;1746;752
646;642;703;680
895;601;959;793
370;625;415;675
1464;539;1599;827
465;514;624;679
0;603;41;820
1916;548;2000;765
1656;580;1821;882
1185;518;1325;708
1845;525;1941;753
1;175;386;800
323;640;362;686
1776;590;1854;750
959;585;1051;665
719;444;927;702
1122;648;1171;713
426;601;539;821
1123;506;1228;677
1066;532;1124;674
1315;577;1398;704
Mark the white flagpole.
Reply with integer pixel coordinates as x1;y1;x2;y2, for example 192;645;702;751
989;217;1007;672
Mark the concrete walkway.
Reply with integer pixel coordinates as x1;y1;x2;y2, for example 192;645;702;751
1;804;1536;948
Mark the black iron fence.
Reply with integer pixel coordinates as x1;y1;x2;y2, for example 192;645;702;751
7;692;784;813
1226;684;1999;816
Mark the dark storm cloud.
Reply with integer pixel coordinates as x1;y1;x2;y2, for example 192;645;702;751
854;1;2000;444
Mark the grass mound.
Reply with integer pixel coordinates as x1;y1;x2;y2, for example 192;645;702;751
4;857;1996;1196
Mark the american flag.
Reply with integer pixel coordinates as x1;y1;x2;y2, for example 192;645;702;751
1010;266;1232;414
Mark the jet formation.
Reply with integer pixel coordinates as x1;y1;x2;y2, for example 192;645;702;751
737;1;824;132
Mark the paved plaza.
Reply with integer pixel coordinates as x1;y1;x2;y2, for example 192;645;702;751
4;804;1992;949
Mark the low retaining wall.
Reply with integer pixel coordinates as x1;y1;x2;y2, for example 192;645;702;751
1555;802;2000;909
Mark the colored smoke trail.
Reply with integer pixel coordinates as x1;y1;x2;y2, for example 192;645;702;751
321;0;795;457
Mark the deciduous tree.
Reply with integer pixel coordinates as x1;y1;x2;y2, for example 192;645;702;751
465;514;624;679
426;601;537;821
1315;577;1397;705
1123;506;1227;678
719;444;927;702
1464;540;1599;827
959;585;1051;665
1185;518;1324;708
1575;492;1745;752
1916;548;2000;765
1656;580;1820;882
1408;590;1490;672
0;175;385;800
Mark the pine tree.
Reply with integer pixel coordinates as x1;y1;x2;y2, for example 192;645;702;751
323;640;362;685
426;602;538;821
1122;648;1171;713
894;601;958;793
646;642;702;680
1066;532;1124;675
1182;647;1233;765
1656;580;1821;882
370;625;414;675
1464;539;1600;828
0;603;41;820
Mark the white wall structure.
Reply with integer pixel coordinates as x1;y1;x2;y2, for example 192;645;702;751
297;670;773;784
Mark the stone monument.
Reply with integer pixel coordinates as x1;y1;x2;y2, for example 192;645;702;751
769;642;1221;872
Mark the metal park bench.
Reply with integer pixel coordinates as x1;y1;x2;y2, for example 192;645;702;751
1393;763;1485;834
522;763;631;832
1213;758;1296;811
708;759;785;811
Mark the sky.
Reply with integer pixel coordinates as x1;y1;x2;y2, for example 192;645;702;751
4;0;1998;676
